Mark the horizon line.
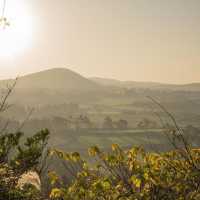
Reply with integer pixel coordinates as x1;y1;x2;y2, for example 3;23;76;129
0;67;200;86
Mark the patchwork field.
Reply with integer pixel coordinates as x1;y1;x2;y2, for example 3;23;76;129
50;129;175;154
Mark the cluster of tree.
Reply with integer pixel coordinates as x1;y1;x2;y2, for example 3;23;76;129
137;118;158;129
64;115;94;130
103;116;128;129
0;114;129;135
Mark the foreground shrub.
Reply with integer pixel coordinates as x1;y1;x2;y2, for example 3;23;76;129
0;129;50;200
49;144;200;200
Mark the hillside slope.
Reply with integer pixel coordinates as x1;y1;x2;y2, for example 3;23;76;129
13;68;101;91
0;68;104;105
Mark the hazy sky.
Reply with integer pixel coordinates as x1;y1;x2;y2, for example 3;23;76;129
0;0;200;83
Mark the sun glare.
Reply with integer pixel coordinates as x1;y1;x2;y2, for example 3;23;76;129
0;0;33;60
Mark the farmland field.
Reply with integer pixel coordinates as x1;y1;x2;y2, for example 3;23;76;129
49;129;174;154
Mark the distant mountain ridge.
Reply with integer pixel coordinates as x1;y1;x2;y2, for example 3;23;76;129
1;68;200;92
90;77;162;88
0;68;199;106
90;77;200;91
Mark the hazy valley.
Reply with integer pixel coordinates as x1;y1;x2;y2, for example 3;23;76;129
1;68;200;153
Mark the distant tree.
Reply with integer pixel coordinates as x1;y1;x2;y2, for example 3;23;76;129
82;116;93;129
184;125;200;146
116;119;128;129
137;118;157;129
103;116;113;129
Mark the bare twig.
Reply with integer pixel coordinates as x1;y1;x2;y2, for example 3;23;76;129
0;78;17;113
147;96;199;169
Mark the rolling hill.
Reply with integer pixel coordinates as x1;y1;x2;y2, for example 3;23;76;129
90;77;200;91
90;77;162;88
0;68;200;106
13;68;101;91
2;68;200;92
0;68;104;105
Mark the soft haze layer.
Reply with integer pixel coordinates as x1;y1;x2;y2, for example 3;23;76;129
0;0;200;83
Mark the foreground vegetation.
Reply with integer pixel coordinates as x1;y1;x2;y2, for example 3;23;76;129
0;129;49;200
1;130;200;200
48;137;200;200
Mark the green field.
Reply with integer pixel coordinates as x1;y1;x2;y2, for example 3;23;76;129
50;129;172;154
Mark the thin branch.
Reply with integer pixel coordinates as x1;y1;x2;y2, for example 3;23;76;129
0;78;17;114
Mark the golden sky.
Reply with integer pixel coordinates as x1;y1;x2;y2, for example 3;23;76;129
0;0;200;83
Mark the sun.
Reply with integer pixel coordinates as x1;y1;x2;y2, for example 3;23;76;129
0;0;33;60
